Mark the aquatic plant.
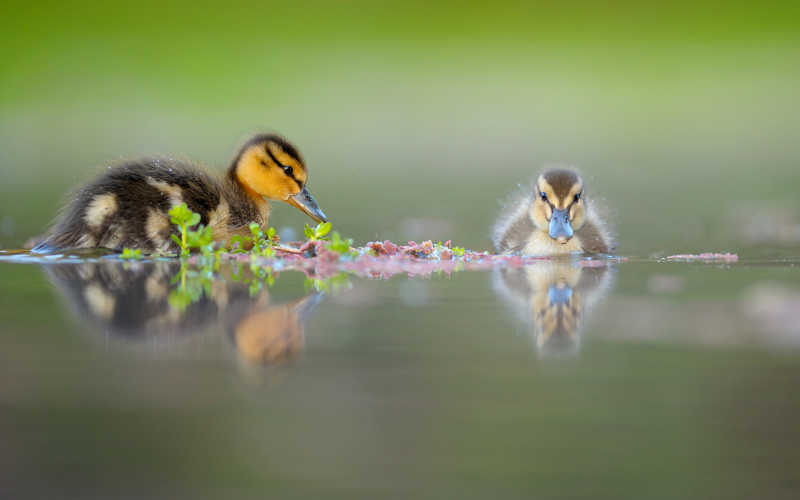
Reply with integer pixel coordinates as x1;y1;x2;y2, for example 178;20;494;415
168;203;204;257
157;201;524;287
326;231;353;255
168;262;213;312
120;248;142;260
304;272;351;294
304;222;332;242
249;223;277;257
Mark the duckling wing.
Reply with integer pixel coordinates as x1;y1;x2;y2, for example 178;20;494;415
576;218;612;254
493;189;536;253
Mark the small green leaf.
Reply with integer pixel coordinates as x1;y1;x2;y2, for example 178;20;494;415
120;247;142;260
186;225;213;248
169;203;192;225
170;234;182;247
187;212;201;227
168;289;193;312
230;235;250;253
326;231;353;254
315;222;332;239
248;280;262;297
303;224;315;239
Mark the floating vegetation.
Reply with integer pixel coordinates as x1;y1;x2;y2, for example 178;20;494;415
3;204;738;300
664;253;739;263
120;248;142;260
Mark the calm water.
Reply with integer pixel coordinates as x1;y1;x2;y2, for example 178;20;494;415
2;255;800;499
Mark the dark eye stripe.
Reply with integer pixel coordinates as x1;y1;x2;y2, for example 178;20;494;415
265;146;303;189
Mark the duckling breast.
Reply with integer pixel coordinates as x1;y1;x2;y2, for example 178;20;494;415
523;230;584;255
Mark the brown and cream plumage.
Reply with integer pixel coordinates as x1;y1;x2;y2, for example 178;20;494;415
492;169;613;256
33;133;327;253
45;260;323;365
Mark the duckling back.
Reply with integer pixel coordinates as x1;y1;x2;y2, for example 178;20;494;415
37;159;265;253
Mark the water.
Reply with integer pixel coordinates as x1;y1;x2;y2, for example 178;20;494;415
2;253;800;499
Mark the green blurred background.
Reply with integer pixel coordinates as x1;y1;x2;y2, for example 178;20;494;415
3;3;800;498
2;0;799;255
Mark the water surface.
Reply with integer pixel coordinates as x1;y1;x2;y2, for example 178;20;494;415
2;255;800;499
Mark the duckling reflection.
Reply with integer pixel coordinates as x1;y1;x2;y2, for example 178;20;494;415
492;261;614;356
227;292;322;364
43;261;324;364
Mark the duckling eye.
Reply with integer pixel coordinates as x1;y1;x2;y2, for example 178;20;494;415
540;192;547;202
282;165;294;176
574;192;581;202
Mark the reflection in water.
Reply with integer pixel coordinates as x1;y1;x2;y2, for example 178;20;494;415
492;261;614;355
44;261;327;364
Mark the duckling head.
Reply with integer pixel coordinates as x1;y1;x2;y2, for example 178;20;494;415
531;169;585;245
230;134;328;222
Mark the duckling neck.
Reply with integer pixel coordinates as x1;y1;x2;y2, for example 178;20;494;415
226;166;271;224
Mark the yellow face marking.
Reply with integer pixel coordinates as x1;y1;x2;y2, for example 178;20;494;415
236;144;305;201
537;176;584;210
267;142;308;185
537;177;560;210
84;283;115;319
566;182;583;204
531;174;587;240
84;193;117;229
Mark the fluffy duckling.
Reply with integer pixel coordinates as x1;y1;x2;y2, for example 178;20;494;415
492;169;613;256
34;134;327;253
492;262;614;355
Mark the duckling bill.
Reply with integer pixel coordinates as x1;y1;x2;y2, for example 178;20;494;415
492;169;613;256
34;134;327;253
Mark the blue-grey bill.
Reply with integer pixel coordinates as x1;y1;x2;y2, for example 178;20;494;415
548;208;574;241
548;285;573;304
288;187;328;223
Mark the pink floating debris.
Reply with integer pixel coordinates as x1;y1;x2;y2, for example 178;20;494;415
665;252;739;262
231;239;615;281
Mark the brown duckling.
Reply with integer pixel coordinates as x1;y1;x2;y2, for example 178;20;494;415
33;133;327;253
492;168;613;256
45;259;323;365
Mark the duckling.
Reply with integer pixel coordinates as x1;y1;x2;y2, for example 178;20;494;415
228;293;323;365
33;133;327;253
492;261;615;355
492;168;613;256
45;259;323;365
